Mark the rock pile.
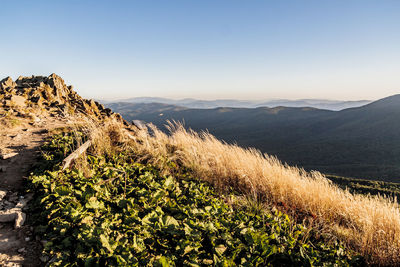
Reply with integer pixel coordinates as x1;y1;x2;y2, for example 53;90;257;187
0;189;32;228
0;74;123;121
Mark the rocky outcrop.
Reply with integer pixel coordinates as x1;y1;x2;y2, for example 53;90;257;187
0;74;123;121
0;77;16;92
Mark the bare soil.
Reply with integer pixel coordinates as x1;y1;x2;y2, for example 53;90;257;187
0;116;68;266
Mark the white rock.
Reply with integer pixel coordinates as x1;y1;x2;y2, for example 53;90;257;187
1;152;18;160
0;208;26;228
0;189;7;201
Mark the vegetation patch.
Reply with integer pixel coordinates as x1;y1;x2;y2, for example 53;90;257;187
28;133;362;266
327;175;400;202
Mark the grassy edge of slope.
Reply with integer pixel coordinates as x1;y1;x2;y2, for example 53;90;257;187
124;121;400;266
27;132;362;266
326;175;400;202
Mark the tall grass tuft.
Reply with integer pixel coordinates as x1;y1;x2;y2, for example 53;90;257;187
84;119;400;265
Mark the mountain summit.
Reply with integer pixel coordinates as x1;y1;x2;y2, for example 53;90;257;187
360;94;400;110
0;74;123;122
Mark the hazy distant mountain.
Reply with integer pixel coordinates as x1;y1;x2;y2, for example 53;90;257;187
106;95;400;182
104;97;370;111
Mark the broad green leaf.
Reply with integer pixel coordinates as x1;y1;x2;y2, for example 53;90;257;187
99;234;113;253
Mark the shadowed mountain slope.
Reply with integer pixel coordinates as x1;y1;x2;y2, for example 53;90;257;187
105;97;370;110
107;95;400;182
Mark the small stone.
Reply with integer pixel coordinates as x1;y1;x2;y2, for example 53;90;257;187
8;192;19;203
18;247;26;253
24;237;30;242
40;255;49;262
0;189;7;201
1;152;18;160
3;200;13;207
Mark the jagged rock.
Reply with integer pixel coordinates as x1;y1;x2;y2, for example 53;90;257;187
30;96;43;105
2;200;14;209
1;152;18;160
0;208;26;228
1;73;125;123
50;101;59;107
104;108;112;116
15;193;33;209
0;189;7;201
0;77;16;91
96;102;105;111
0;193;32;228
8;192;18;203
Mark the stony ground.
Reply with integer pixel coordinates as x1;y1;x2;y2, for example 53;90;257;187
0;116;69;266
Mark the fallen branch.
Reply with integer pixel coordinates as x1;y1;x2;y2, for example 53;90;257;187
62;140;92;170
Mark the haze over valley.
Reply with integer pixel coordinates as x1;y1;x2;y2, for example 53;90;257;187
103;97;371;111
107;94;400;182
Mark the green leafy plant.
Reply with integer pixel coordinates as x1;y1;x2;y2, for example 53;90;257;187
29;133;363;266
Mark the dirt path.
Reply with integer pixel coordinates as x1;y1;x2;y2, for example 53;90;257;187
0;117;68;266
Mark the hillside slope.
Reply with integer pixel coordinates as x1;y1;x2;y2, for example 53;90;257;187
107;95;400;182
0;74;124;266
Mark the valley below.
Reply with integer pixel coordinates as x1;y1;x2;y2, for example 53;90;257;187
106;95;400;183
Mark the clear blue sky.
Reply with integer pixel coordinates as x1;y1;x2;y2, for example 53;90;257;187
1;0;399;100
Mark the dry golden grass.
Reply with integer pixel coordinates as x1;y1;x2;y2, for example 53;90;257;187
82;119;400;265
61;115;127;176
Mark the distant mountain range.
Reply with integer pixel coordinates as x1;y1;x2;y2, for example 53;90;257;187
105;95;400;182
102;97;371;111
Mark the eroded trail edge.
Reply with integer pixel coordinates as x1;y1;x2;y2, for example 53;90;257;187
0;118;68;266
